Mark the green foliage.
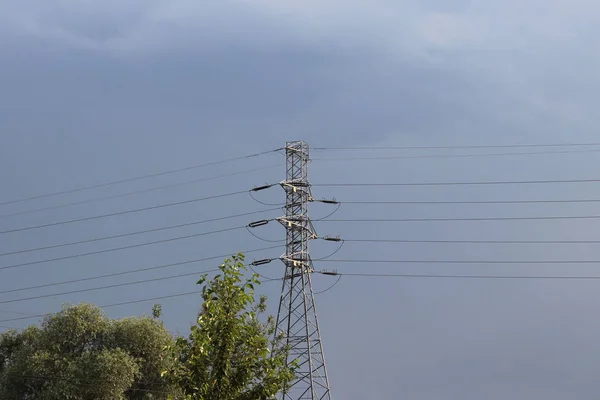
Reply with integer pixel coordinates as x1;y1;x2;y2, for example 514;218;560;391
0;253;293;400
152;304;163;319
0;303;178;399
162;253;295;400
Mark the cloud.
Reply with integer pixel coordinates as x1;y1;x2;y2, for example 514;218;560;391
0;0;323;53
2;0;598;52
1;0;598;151
0;0;151;49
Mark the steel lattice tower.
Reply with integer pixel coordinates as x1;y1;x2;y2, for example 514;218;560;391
274;141;332;400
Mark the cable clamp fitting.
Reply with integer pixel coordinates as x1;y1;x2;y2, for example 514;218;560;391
280;181;310;194
281;256;312;271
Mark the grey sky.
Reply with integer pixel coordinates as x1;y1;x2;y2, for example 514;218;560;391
2;1;600;398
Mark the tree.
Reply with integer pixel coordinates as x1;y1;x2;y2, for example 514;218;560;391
0;303;179;399
162;253;295;400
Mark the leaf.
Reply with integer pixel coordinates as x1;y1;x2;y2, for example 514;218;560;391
196;275;208;285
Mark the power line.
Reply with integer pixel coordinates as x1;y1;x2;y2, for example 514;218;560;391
0;148;281;206
323;271;600;280
311;148;600;161
0;248;285;305
0;290;205;323
320;259;600;265
0;245;282;296
2;265;600;324
0;308;35;316
0;189;254;235
0;223;261;271
0;269;221;305
313;275;342;295
1;294;205;324
0;164;281;219
313;177;600;187
0;208;278;258
313;142;600;151
342;199;600;205
343;238;600;244
324;215;600;222
0;258;284;324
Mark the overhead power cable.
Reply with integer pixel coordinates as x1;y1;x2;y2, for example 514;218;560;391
0;189;257;235
0;276;283;323
0;221;276;271
327;215;600;222
0;308;35;316
324;215;600;222
313;275;342;295
0;208;278;258
0;269;220;305
0;164;281;219
320;271;600;280
0;291;194;322
342;199;600;205
342;238;600;244
0;245;283;295
320;259;600;265
313;177;600;187
311;148;600;161
2;267;600;324
0;250;285;305
313;142;600;151
0;148;282;206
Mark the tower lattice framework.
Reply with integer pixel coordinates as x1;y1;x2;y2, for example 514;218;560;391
274;141;332;400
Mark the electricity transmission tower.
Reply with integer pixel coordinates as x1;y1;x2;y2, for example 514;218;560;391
274;141;332;400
